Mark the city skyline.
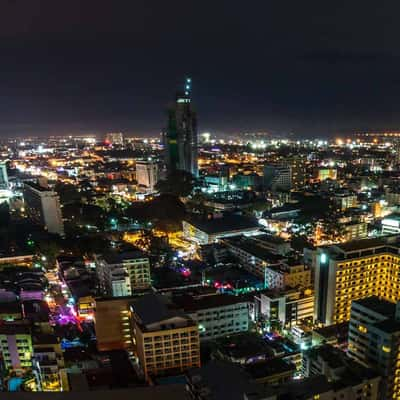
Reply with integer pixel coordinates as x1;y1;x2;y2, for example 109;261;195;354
1;1;400;137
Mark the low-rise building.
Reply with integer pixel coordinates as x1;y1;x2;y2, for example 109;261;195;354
183;215;260;245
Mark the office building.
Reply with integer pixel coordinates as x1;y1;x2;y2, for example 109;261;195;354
130;294;200;380
0;161;8;189
164;78;198;176
255;288;314;328
174;294;249;341
263;164;292;191
313;237;400;326
105;132;124;145
0;322;33;372
94;297;133;355
136;159;159;192
23;181;64;236
348;297;400;400
284;156;307;189
95;251;151;296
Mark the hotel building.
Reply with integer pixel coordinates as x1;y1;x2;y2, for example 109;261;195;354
313;237;400;326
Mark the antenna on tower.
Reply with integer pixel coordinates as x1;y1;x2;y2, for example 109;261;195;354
185;77;192;96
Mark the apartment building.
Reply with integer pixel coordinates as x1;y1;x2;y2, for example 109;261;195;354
130;294;200;380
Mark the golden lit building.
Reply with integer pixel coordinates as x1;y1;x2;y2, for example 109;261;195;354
130;294;200;380
94;297;133;355
314;237;400;326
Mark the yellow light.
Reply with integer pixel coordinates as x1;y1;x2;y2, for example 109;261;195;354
382;345;391;353
358;325;368;334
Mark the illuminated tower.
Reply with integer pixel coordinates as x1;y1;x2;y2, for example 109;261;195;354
165;77;198;177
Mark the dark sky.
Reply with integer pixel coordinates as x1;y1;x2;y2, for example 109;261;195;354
1;0;400;138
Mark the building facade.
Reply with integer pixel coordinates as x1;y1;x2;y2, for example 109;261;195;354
348;297;400;400
136;160;159;192
130;294;200;380
164;78;198;176
313;237;400;326
23;182;64;236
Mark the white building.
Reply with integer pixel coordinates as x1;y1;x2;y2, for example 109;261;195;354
381;214;400;235
95;251;151;297
176;294;249;341
136;160;159;192
23;182;64;236
255;288;314;328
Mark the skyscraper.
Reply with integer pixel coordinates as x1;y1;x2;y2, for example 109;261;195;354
164;78;198;177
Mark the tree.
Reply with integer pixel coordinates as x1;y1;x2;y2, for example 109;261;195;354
155;170;195;197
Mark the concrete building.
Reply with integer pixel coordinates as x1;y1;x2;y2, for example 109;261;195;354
32;333;68;391
315;167;337;181
135;159;159;192
23;181;64;235
255;288;314;329
95;251;151;296
263;164;292;191
174;294;249;341
332;192;358;211
94;297;133;355
0;161;8;189
105;132;124;145
313;237;400;326
381;214;400;235
0;322;33;372
301;344;380;400
183;215;260;245
348;297;400;400
341;221;368;241
130;294;200;380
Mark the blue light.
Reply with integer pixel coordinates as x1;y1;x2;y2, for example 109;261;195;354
321;253;327;264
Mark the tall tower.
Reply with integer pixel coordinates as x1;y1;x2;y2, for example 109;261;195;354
165;78;198;177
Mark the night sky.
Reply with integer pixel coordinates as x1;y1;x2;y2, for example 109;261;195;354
1;0;400;138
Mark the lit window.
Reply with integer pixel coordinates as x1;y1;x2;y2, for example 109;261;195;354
358;325;367;333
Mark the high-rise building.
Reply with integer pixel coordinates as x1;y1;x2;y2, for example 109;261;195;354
0;162;8;189
130;294;200;380
313;237;400;326
136;159;159;192
105;132;124;146
23;182;64;236
348;297;400;400
164;78;198;177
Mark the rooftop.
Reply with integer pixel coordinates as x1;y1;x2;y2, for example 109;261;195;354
173;293;247;312
352;296;396;318
186;215;259;234
102;250;148;264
